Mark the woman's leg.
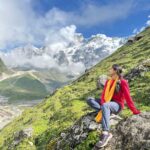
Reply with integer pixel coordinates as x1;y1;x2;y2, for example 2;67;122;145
101;101;120;131
95;101;120;148
86;97;101;112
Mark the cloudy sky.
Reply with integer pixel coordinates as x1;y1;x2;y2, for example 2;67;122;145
0;0;150;50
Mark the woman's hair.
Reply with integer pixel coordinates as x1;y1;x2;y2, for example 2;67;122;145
112;64;123;78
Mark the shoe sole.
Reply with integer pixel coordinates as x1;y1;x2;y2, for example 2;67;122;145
96;133;113;148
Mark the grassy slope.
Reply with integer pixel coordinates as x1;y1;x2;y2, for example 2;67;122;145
0;68;75;102
0;28;150;149
33;70;74;92
0;74;49;102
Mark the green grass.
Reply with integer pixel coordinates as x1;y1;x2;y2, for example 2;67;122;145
0;27;150;149
0;74;49;102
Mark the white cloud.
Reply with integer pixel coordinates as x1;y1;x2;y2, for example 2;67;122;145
0;0;36;49
146;20;150;26
0;24;86;74
69;1;134;27
146;14;150;26
0;0;149;75
133;28;138;34
0;44;86;75
0;0;138;50
44;25;80;52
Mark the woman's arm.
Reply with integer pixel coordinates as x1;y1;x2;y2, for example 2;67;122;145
121;79;140;114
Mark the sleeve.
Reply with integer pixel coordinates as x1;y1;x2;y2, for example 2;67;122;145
121;80;140;114
100;80;108;105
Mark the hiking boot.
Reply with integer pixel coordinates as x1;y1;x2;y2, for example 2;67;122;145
95;132;113;148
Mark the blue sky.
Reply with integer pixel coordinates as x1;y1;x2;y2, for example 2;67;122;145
31;0;150;37
0;0;150;50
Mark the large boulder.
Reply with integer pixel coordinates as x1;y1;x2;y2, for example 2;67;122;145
51;112;150;150
94;112;150;150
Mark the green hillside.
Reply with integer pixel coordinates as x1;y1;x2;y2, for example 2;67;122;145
0;74;49;102
0;27;150;149
32;69;75;92
0;68;75;102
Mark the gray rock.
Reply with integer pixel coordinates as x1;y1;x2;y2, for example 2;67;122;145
94;112;150;150
125;35;144;45
96;74;108;89
60;132;66;139
124;59;150;82
55;111;122;149
12;127;33;147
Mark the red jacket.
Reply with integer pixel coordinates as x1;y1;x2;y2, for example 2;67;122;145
100;78;140;114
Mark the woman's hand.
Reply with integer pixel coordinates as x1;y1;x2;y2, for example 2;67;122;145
133;109;141;115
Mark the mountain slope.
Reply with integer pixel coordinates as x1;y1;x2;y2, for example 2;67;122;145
0;69;75;102
0;27;149;149
0;74;49;103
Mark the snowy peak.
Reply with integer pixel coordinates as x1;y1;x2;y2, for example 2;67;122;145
0;33;126;75
13;44;45;58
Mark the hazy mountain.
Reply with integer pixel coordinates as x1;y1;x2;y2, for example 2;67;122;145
0;33;125;102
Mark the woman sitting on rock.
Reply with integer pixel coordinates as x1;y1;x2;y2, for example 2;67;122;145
86;64;141;148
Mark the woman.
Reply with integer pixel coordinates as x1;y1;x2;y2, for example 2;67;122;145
86;64;141;148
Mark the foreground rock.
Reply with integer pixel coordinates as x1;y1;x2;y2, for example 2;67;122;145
54;111;123;149
94;112;150;150
52;111;150;150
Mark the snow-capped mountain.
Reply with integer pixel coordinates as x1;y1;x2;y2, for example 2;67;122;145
0;33;126;102
0;33;126;75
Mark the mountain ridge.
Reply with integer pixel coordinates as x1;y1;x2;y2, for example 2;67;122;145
0;34;125;72
0;33;125;102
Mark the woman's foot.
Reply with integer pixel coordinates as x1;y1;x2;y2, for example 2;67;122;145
95;131;113;148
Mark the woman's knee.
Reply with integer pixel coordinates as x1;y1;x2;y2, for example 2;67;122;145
86;97;94;104
101;102;110;110
86;97;92;103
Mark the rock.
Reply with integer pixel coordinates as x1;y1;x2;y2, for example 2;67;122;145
126;38;134;45
124;59;150;82
55;111;123;149
12;127;33;146
94;112;150;150
96;74;108;89
110;114;123;126
134;35;144;41
60;133;66;139
89;121;100;130
126;35;144;45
